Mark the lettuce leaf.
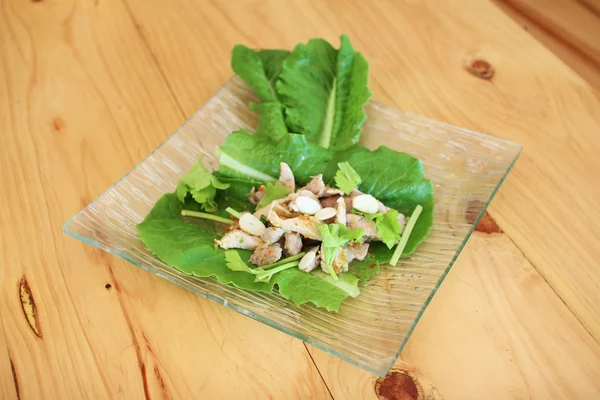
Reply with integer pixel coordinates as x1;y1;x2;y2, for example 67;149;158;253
217;130;333;185
231;45;289;102
250;102;288;141
276;269;360;312
348;256;381;284
277;34;371;151
137;194;274;292
329;145;434;255
138;193;362;311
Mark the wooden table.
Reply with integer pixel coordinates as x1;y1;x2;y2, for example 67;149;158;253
2;1;600;398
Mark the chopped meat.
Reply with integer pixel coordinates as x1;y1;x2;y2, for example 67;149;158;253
215;230;262;250
335;197;346;225
253;204;271;219
320;195;351;209
322;185;343;197
377;201;390;213
248;185;265;205
284;232;303;256
262;227;285;245
319;246;349;274
267;208;321;240
278;162;295;192
254;199;294;220
300;175;325;197
249;243;283;266
346;214;380;240
320;195;339;209
346;242;369;262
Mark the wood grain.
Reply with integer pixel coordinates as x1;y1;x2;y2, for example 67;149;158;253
2;0;600;398
493;0;600;92
308;229;600;399
129;0;600;346
0;0;329;398
0;319;18;400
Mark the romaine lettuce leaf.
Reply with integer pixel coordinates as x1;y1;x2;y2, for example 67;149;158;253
277;34;371;151
231;45;289;102
250;102;288;141
217;130;333;185
327;145;434;255
138;193;361;311
137;194;274;292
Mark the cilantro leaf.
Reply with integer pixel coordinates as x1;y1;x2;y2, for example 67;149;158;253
318;223;365;280
334;161;362;194
256;182;292;209
176;158;230;212
369;209;402;249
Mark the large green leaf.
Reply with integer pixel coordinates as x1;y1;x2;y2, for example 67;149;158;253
217;130;333;185
276;269;359;312
137;194;275;292
277;34;371;151
231;45;289;102
250;102;288;141
328;145;435;255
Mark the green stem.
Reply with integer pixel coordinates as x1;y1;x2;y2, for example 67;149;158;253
225;207;242;219
181;210;233;225
262;252;306;270
255;261;299;282
323;248;339;281
389;205;423;266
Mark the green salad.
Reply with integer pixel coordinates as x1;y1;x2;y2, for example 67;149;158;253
137;35;434;312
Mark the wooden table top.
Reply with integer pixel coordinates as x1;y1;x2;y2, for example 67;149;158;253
2;0;600;399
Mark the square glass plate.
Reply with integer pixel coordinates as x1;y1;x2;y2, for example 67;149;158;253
63;76;521;376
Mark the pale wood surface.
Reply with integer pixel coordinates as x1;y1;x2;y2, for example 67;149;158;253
2;0;600;399
494;0;600;92
309;231;600;400
0;317;17;400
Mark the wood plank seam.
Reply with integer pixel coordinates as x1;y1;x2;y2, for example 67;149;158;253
303;343;335;400
104;258;153;400
488;208;598;342
494;0;600;73
577;0;600;19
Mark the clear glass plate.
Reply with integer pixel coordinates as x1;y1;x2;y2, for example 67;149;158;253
63;76;521;376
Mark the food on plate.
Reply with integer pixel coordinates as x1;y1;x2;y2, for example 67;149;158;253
137;35;434;311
